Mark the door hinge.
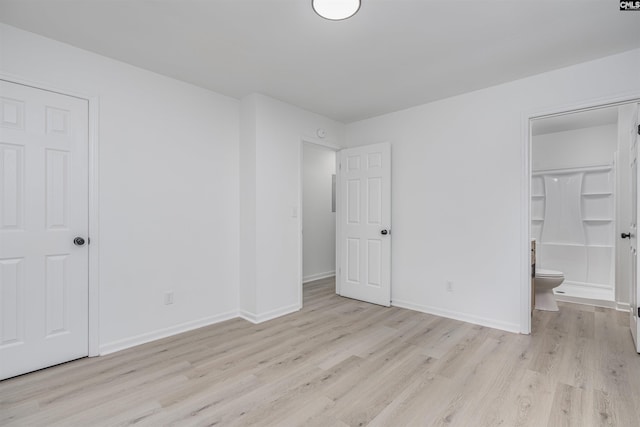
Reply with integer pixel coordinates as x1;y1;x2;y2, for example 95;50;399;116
638;306;640;317
637;124;640;135
339;162;342;170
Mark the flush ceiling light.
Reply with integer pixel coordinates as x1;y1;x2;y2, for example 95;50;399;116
312;0;361;21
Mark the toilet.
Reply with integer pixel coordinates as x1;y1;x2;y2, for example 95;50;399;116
534;268;564;311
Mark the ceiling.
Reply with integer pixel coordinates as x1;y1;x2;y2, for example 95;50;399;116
532;105;619;136
1;0;639;123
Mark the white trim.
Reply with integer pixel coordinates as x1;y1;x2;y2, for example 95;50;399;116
99;310;238;355
529;94;640;121
616;301;631;312
298;142;303;310
522;91;640;336
0;72;92;100
303;271;336;283
238;310;259;323
392;299;520;334
336;149;342;296
238;303;301;324
87;96;100;357
520;112;532;334
301;135;341;151
0;73;101;356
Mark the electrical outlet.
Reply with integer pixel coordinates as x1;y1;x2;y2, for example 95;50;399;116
446;281;454;292
164;291;174;305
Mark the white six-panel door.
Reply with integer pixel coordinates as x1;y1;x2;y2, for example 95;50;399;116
337;143;391;306
631;103;640;353
0;80;89;379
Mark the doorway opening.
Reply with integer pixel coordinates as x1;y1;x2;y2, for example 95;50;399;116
527;99;640;341
300;140;338;306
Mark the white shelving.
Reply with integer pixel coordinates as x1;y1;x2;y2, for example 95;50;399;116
531;163;615;298
581;192;612;196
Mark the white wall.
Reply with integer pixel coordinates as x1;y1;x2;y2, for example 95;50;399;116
532;124;617;171
239;95;258;315
239;94;344;321
0;24;240;353
345;49;640;332
3;23;639;347
302;143;336;282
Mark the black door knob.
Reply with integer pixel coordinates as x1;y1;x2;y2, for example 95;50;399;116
621;232;632;239
73;237;86;246
381;229;389;235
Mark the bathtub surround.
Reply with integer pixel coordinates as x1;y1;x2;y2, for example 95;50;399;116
531;117;631;307
532;165;615;302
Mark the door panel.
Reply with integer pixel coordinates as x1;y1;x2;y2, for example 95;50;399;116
0;80;89;379
338;143;391;306
631;103;640;353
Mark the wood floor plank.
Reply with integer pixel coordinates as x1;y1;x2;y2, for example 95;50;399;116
547;382;593;427
1;281;639;426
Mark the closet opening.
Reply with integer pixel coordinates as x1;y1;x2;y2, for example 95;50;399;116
300;141;338;306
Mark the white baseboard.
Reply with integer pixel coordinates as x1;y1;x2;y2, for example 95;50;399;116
616;301;631;312
99;309;238;355
392;299;520;334
238;309;260;323
239;303;301;324
100;302;303;356
303;271;335;283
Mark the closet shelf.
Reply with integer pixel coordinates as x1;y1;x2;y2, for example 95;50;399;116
531;195;545;199
582;218;613;222
581;192;613;197
538;242;586;247
536;242;614;248
531;218;544;222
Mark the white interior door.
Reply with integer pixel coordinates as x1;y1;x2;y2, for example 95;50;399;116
337;142;391;306
631;103;640;353
0;80;89;379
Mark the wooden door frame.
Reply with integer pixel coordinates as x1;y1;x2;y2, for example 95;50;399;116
299;136;341;308
521;91;640;335
1;73;101;357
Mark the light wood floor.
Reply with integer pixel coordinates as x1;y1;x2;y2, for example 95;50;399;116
1;278;639;426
